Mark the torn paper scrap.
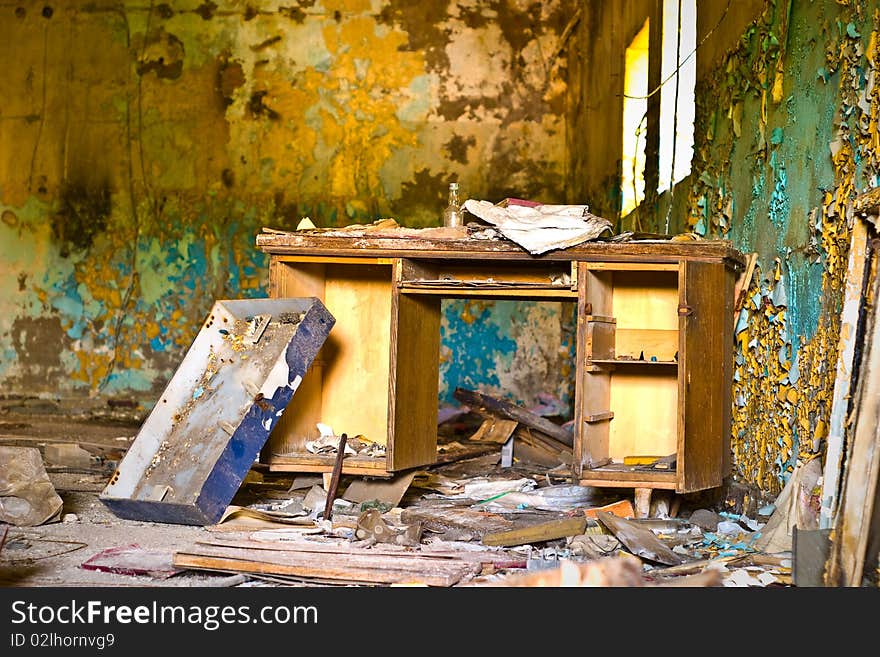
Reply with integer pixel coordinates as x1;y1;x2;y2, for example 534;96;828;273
463;199;613;254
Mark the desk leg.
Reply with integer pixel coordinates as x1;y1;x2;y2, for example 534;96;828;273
634;487;652;518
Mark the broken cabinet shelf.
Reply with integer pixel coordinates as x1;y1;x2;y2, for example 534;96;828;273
586;359;678;370
580;462;678;490
397;285;577;299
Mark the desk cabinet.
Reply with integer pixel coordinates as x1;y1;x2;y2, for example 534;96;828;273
257;233;743;496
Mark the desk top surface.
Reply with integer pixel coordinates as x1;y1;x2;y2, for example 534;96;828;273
256;226;747;265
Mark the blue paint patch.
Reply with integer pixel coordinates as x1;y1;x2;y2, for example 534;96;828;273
438;300;517;405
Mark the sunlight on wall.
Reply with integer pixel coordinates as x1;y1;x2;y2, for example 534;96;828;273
659;0;696;191
621;19;650;216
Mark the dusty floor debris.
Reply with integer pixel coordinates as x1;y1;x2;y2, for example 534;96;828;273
0;412;795;588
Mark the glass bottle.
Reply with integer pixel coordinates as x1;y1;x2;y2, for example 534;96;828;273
442;182;463;228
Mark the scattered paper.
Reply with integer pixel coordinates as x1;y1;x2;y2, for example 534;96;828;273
463;199;612;254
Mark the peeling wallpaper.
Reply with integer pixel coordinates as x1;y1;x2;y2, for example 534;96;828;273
0;0;579;410
673;0;877;496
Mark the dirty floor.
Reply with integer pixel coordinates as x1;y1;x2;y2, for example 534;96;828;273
0;412;793;588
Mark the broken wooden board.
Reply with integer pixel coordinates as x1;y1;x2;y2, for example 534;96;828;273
172;540;481;586
453;387;572;446
482;517;588;547
596;511;684;566
100;298;334;525
468;418;518;444
400;505;514;538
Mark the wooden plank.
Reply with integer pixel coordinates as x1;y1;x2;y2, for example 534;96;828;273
453;387;572;446
596;512;684;565
264;261;326;459
482;517;588;547
584;411;614;423
469;418;519;444
275;255;394;265
266;453;389;476
397;287;577;299
400;506;514;536
319;264;393;445
388;290;441;470
581;369;611;466
584;316;616;360
828;251;880;586
609;370;678;462
573;264;588;477
173;549;472;587
579;476;677;490
583;262;679;271
820;219;870;528
256;233;747;265
514;426;572;457
678;260;731;493
732;251;758;328
575;266;613;475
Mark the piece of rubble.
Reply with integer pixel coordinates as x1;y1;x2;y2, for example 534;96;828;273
687;508;721;531
0;447;63;526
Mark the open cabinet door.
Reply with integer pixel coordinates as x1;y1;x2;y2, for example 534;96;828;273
387;291;441;471
678;260;735;493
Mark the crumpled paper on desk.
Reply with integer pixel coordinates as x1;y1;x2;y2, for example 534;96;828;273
0;446;63;526
463;199;613;254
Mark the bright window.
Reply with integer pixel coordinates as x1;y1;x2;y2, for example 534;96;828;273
621;19;650;217
659;0;696;192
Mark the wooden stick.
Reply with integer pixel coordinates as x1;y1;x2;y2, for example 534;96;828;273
323;433;347;521
453;387;572;446
482;517;587;547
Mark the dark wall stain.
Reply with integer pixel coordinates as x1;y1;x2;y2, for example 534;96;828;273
17;273;27;291
393;168;450;225
279;6;307;23
10;316;64;373
221;168;235;188
52;181;111;257
137;31;185;80
195;1;217;20
247;91;280;120
251;35;282;51
217;53;244;108
14;7;25;19
378;0;450;70
1;210;17;227
437;96;501;121
444;134;475;164
244;5;257;21
156;4;173;19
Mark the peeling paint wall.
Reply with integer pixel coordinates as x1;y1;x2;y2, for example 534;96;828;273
0;1;579;412
657;0;874;499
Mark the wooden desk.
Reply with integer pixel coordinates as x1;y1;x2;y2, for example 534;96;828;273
256;229;746;500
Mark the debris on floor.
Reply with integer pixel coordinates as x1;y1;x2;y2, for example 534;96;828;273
0;446;64;526
0;409;798;588
80;544;180;579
